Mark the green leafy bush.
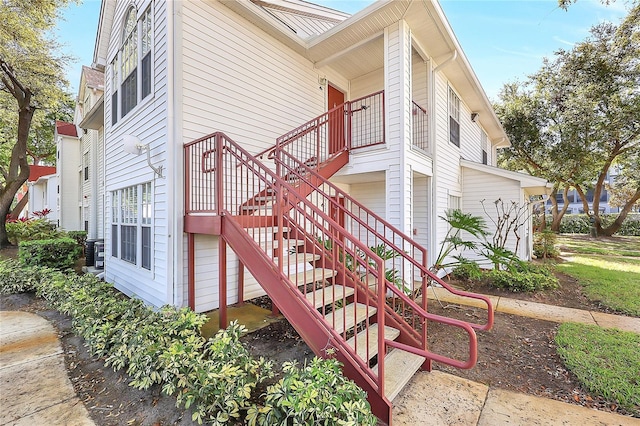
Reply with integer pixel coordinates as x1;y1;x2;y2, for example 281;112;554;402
67;230;88;254
18;237;81;270
487;267;558;292
0;259;49;294
533;229;559;258
6;218;61;245
4;261;376;424
538;213;640;236
249;357;377;426
451;261;483;282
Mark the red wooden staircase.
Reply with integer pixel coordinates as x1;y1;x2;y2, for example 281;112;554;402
184;92;493;424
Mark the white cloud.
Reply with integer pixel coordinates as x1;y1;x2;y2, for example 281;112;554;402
553;36;576;47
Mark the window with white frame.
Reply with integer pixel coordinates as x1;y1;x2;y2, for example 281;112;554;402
448;194;461;212
111;6;152;124
111;182;152;270
83;151;89;181
481;130;488;165
448;86;460;147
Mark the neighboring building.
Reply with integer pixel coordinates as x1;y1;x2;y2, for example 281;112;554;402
88;1;550;421
76;66;106;240
24;165;57;221
54;121;81;230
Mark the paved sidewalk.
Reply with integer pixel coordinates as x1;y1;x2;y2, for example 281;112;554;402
427;286;640;334
0;311;95;426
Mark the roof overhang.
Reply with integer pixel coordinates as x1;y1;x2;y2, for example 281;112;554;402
79;94;105;130
461;159;552;195
220;0;509;144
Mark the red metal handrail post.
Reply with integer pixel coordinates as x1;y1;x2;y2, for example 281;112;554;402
346;100;352;150
376;258;385;397
215;133;224;215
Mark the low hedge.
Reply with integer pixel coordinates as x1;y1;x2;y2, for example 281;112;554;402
18;237;81;270
537;213;640;236
0;260;377;425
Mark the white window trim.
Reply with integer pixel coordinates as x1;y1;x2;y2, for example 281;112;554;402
448;85;461;147
109;4;154;128
110;182;153;272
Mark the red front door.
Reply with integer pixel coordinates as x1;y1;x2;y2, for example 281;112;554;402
328;84;345;155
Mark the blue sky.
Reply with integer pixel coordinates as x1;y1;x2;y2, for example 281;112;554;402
58;0;629;101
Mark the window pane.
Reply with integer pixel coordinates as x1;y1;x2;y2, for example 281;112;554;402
142;226;151;270
111;91;118;125
121;68;137;117
121;225;137;264
141;52;151;99
449;116;460;147
142;182;152;224
112;224;118;257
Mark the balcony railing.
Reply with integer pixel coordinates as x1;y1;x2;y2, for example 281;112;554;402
412;101;429;152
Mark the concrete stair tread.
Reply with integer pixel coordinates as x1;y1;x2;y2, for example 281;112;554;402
305;285;355;309
325;303;376;334
274;252;320;265
259;239;306;250
288;268;336;286
374;349;425;401
347;324;400;361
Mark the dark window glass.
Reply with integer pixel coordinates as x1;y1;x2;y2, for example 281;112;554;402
111;92;118;125
142;227;151;270
449;116;460;147
141;52;151;99
121;69;137;117
482;150;488;165
111;224;118;257
121;225;137;264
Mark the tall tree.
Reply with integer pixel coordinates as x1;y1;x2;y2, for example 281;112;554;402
496;4;640;236
0;0;76;247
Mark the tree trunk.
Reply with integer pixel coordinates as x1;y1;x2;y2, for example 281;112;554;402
550;184;571;232
0;106;34;248
9;193;29;220
598;188;640;236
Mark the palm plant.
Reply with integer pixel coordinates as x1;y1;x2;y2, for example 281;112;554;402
431;209;488;274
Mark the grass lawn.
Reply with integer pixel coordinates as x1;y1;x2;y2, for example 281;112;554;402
556;323;640;415
556;235;640;317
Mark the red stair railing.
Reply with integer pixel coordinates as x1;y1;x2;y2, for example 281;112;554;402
184;133;482;395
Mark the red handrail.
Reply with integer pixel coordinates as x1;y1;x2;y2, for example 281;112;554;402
184;132;485;401
274;148;494;331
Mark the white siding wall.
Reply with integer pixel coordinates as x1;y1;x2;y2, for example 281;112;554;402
104;0;170;308
57;136;82;231
462;167;525;264
181;1;326;152
97;127;105;239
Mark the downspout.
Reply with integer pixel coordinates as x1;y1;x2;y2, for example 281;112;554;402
166;0;179;307
434;50;457;72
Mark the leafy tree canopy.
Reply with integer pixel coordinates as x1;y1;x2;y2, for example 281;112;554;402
496;3;640;236
0;0;78;247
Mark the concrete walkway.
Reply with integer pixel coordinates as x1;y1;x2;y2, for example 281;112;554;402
1;296;639;426
0;311;95;426
427;286;640;334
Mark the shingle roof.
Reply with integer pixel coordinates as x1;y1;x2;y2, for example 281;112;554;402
55;120;78;137
82;65;104;90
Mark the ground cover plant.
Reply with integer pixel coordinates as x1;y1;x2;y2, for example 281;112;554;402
0;259;377;425
556;323;640;415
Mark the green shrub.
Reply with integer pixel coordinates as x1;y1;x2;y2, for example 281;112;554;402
67;231;88;254
451;261;483;282
533;229;559;258
18;237;81;270
7;262;376;424
540;213;640;236
249;357;377;426
487;268;558;292
6;218;61;245
0;259;48;294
